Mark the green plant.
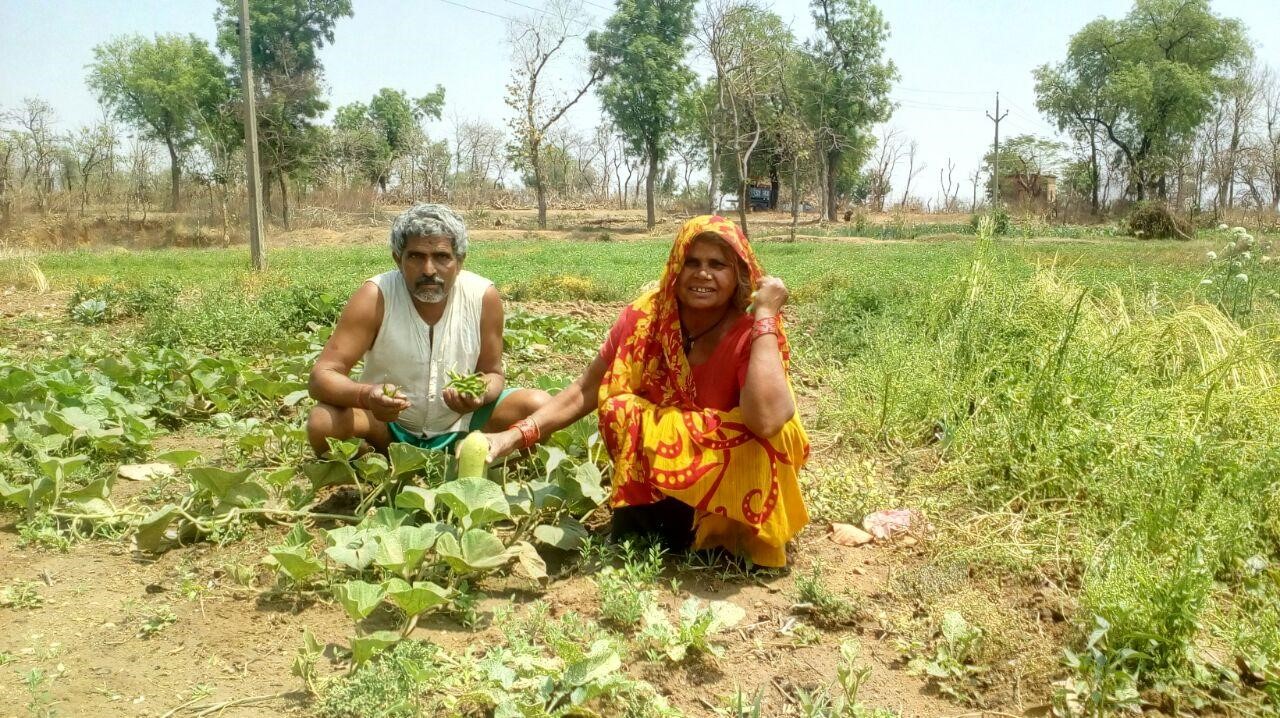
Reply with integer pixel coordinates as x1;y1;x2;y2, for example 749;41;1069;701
792;640;899;718
796;564;862;627
135;603;177;638
904;611;987;704
1053;616;1144;717
640;598;745;663
23;667;57;718
593;542;664;630
0;580;44;609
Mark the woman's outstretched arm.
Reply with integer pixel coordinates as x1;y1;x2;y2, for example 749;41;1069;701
484;351;610;460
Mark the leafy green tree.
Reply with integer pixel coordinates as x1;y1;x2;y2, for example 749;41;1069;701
1034;0;1250;202
802;0;897;221
334;88;446;191
88;34;232;210
215;0;353;228
588;0;696;229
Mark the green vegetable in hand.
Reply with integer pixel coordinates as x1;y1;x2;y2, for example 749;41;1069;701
457;431;490;479
381;383;397;398
446;370;486;400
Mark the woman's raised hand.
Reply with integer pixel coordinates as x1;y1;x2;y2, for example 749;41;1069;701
752;276;788;316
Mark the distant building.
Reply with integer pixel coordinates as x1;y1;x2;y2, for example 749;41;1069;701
999;173;1057;207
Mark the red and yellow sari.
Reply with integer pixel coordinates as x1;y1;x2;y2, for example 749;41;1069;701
598;215;810;567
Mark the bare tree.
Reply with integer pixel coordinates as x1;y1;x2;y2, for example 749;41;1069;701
937;157;959;212
865;126;904;212
68;121;116;215
6;98;59;214
968;166;986;211
505;0;601;229
898;139;924;208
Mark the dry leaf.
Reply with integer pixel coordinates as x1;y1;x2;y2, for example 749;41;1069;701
117;463;176;482
829;522;874;546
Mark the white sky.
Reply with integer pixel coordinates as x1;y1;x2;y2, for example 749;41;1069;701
1;0;1276;204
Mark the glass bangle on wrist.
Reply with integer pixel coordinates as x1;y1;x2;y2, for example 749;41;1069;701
751;315;780;341
510;417;541;448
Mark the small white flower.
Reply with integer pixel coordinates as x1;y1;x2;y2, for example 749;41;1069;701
1242;251;1252;261
1231;226;1248;235
1206;251;1217;260
1234;273;1249;283
1217;223;1228;230
1200;278;1214;285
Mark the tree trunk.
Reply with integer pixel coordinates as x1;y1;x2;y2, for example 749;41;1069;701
279;173;290;231
707;138;719;214
533;143;547;230
768;157;780;210
166;138;181;211
825;148;841;222
737;179;749;236
645;146;657;229
789;155;799;242
1088;131;1100;216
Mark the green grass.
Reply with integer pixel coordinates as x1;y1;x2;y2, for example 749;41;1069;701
12;231;1280;712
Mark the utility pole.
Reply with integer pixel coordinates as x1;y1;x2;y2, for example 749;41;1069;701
986;92;1009;210
238;0;266;271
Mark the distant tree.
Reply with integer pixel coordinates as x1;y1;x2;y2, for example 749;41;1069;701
88;34;231;210
506;0;601;229
589;0;696;229
334;88;445;192
696;0;792;233
215;0;353;229
1034;0;1250;202
803;0;897;221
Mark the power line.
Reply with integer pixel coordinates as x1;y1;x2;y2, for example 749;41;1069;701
896;86;993;96
435;0;521;24
499;0;552;16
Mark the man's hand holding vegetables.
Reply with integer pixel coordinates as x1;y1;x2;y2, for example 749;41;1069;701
305;204;549;456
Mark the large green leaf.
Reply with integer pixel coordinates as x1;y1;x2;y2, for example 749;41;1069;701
570;462;608;505
301;459;356;490
38;455;89;482
382;578;450;617
63;479;114;516
153;449;203;468
435;529;510;573
436;477;510;528
355;452;390;485
135;504;181;553
373;523;444;577
388;442;434;478
188;466;253;499
533;518;588;551
335;579;387;622
324;526;379;571
269;545;324;583
563;639;622;688
350;630;401;666
395;486;436;514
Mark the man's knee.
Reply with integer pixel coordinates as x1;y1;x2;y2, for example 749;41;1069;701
307;403;351;454
521;389;552;415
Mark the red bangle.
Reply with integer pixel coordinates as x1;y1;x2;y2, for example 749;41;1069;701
751;315;780;341
510;418;540;448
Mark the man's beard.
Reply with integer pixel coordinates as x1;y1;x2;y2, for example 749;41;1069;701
412;278;447;303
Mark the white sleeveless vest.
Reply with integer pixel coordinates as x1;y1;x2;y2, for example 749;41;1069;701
359;269;492;437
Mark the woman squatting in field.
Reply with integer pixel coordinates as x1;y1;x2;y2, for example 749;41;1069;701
485;215;810;567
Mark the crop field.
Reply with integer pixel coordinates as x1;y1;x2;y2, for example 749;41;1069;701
2;215;1279;717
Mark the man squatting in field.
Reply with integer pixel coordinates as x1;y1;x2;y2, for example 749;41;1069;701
306;203;549;456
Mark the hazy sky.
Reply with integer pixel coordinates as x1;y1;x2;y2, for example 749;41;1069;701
1;0;1276;204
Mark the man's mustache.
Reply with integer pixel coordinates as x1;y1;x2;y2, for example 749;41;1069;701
415;277;445;288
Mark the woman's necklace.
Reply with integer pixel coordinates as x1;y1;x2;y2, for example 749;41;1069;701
681;306;733;354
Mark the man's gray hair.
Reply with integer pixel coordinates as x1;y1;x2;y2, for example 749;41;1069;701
389;203;469;259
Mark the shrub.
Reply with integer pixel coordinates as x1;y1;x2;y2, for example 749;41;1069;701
1125;200;1193;240
969;208;1009;236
